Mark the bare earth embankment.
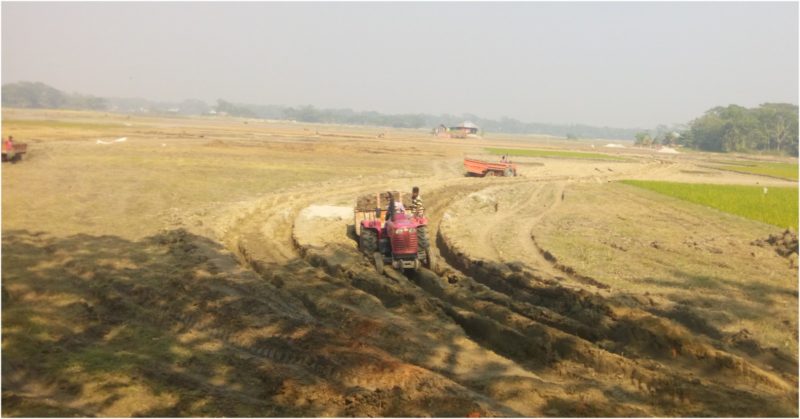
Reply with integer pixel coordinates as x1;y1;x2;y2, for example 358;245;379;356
2;108;797;416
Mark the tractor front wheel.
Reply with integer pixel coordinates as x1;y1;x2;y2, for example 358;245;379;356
373;252;384;274
360;229;377;256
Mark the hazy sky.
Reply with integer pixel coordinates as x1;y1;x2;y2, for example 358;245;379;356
2;2;797;128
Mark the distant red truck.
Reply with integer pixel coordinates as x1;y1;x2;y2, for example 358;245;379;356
463;158;517;177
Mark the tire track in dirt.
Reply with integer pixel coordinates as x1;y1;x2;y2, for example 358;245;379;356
489;182;570;280
268;169;650;414
211;170;541;415
298;176;752;414
437;176;609;291
428;176;796;416
433;221;796;414
215;156;795;416
148;228;521;416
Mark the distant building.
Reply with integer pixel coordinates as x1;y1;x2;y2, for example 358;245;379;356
433;121;481;139
450;121;481;138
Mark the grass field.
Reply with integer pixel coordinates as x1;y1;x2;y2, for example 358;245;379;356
486;147;628;161
621;180;798;229
716;161;798;181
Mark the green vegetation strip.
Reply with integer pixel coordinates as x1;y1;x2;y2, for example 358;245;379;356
716;162;798;181
486;147;627;161
621;180;798;229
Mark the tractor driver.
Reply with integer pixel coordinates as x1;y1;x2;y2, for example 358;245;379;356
384;191;405;222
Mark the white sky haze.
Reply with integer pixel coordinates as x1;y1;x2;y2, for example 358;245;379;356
2;2;798;128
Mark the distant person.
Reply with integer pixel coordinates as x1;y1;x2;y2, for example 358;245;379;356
3;136;15;162
411;186;424;218
501;155;507;163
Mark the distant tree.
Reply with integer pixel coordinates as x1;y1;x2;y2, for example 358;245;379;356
662;131;679;146
66;94;107;110
179;99;211;115
634;132;654;146
284;105;322;122
1;81;109;110
677;129;694;148
754;103;799;154
216;99;256;118
684;103;797;155
2;81;67;108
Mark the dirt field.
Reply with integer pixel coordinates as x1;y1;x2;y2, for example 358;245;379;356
2;108;798;416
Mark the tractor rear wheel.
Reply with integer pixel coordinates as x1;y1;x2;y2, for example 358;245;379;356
360;229;377;255
423;249;435;270
417;226;433;269
504;168;513;177
417;226;430;250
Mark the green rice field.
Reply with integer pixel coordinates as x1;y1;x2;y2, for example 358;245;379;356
621;180;798;229
486;147;628;161
715;161;798;181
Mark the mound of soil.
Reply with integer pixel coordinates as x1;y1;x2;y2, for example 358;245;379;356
355;191;413;211
299;205;352;221
752;229;798;260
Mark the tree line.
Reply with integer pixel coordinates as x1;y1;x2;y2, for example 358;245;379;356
3;82;797;153
2;81;107;110
1;81;642;140
634;103;798;155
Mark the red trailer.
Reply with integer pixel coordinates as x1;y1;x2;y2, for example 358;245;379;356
463;158;517;177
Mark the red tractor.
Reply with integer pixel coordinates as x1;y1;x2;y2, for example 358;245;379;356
354;191;433;273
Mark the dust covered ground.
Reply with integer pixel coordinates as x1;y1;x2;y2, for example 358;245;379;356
2;108;798;416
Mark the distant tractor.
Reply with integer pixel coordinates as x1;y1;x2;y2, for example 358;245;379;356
354;191;433;273
2;142;26;163
463;158;517;177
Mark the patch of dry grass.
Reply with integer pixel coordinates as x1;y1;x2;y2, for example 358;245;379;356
1;111;435;239
536;182;797;354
